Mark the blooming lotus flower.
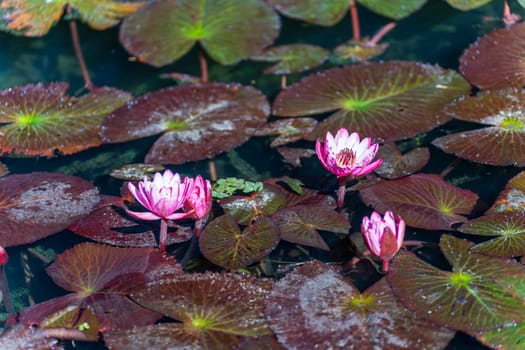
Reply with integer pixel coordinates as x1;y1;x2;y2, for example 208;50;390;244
315;128;382;207
361;210;405;272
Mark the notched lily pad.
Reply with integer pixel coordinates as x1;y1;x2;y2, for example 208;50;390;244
266;0;349;26
0;82;132;157
40;306;99;341
433;87;525;166
0;0;145;36
375;143;430;179
359;173;479;230
101;83;269;164
265;260;454;349
0;172;100;247
251;44;329;75
388;234;525;332
120;0;280;67
356;0;427;20
459;212;525;257
199;214;280;270
252;117;318;147
460;22;525;90
272;61;470;142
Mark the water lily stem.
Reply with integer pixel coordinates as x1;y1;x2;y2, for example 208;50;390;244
349;1;360;41
381;259;390;273
159;218;168;251
337;175;348;208
199;50;209;83
281;75;287;89
368;21;396;46
0;266;13;314
67;6;94;90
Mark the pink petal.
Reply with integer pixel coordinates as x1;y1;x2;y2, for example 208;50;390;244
165;210;195;221
126;209;161;221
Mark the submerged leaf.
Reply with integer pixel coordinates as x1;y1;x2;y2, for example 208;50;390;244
375;143;430;179
266;0;349;26
251;44;329;75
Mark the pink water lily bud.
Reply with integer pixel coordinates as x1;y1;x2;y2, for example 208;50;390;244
361;210;405;272
184;175;212;220
315;128;383;178
126;169;195;221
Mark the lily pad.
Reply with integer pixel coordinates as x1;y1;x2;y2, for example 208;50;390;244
251;44;329;75
277;147;316;167
488;171;525;214
101;83;270;164
0;0;145;36
460;22;525;90
388;234;525;332
199;215;280;270
331;39;389;64
120;0;280;67
0;172;100;247
109;163;165;181
266;0;349;26
459;212;525;257
272;61;470;142
0;82;131;157
0;323;87;350
375;143;430;179
252;117;318;147
356;0;427;20
359;173;479;230
105;272;273;349
432;87;525;166
272;205;349;250
40;306;99;341
265;260;454;349
445;0;492;10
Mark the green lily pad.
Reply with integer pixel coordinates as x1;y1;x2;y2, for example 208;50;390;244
433;87;525;166
460;22;525;90
0;0;144;36
272;205;349;250
356;0;427;20
265;260;454;349
487;171;525;214
40;306;99;341
266;0;349;26
360;173;479;230
105;272;273;349
272;61;470;142
120;0;280;67
331;39;389;64
199;214;280;270
0;82;131;157
388;234;525;332
375;143;430;179
446;0;492;11
101;83;269;165
251;44;329;75
459;213;525;257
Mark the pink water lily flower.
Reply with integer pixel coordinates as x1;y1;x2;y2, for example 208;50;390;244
361;210;405;272
183;175;212;237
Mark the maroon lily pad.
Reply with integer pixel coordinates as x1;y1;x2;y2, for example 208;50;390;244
487;171;525;214
68;195;193;247
199;215;280;270
266;0;349;26
0;323;86;350
0;83;131;157
40;306;99;341
459;212;525;257
251;44;329;75
101;83;270;164
0;172;100;247
359;173;479;230
105;272;273;349
0;0;145;37
277;147;316;167
265;260;454;349
272;205;350;250
272;61;470;142
252;117;318;147
120;0;280;67
388;235;525;332
460;22;525;90
375;143;430;179
433;87;525;166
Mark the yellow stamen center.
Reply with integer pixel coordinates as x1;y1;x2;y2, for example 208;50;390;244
335;149;355;167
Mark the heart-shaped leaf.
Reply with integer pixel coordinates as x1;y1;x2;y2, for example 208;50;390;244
360;173;479;230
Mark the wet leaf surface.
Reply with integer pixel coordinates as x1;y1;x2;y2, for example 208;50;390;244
40;306;99;341
375;143;430;179
360;173;479;230
266;0;349;26
331;39;389;64
109;163;165;181
251;44;329;75
356;0;427;20
487;170;525;214
253;117;317;147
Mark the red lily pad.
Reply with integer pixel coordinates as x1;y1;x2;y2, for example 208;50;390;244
432;87;525;166
40;306;99;341
445;0;491;10
265;260;454;349
388;235;525;332
272;205;349;250
359;173;479;230
0;172;100;247
460;22;525;90
331;39;389;64
458;213;525;257
266;0;349;26
251;44;329;75
488;171;525;214
199;215;280;270
0;82;131;157
277;147;316;167
272;61;470;142
0;0;145;37
105;272;273;349
69;195;193;247
253;117;318;147
0;323;87;350
120;0;280;67
101;83;270;164
356;0;427;20
375;143;430;179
